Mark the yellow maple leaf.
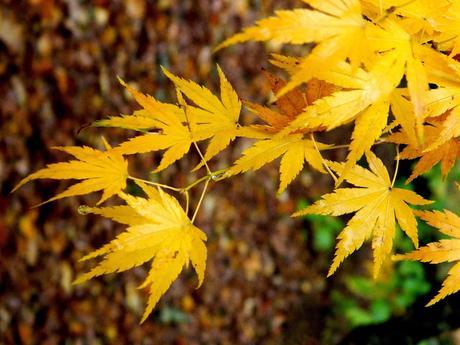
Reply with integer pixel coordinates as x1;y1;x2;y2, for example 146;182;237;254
162;65;242;164
108;80;197;172
75;181;207;323
110;66;241;172
394;209;460;306
294;151;432;278
226;133;328;193
433;2;460;57
13;140;128;205
217;0;371;92
282;51;405;184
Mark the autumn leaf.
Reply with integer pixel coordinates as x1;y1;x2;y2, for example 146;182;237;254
294;151;432;278
281;51;405;184
226;133;328;193
388;119;460;183
13;139;128;205
162;65;242;164
75;181;207;323
107;80;198;172
434;2;460;56
217;0;371;92
110;66;241;172
394;209;460;306
243;72;332;135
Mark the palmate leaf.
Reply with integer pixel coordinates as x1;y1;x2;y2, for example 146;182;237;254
395;210;460;306
75;182;207;323
281;51;405;184
229;72;337;193
295;151;432;278
13;140;128;205
433;1;460;57
109;79;199;172
388;119;460;183
244;71;334;135
112;66;242;171
226;134;329;193
216;0;371;88
162;65;242;164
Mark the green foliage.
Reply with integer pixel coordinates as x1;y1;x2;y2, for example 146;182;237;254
332;260;430;327
297;198;343;253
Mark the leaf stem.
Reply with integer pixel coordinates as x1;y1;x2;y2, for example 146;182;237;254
391;145;400;188
321;139;388;152
310;133;338;183
128;176;182;192
180;95;212;175
192;179;209;223
193;142;212;175
185;191;190;215
183;169;227;191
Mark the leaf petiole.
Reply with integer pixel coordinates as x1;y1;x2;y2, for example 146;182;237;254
127;176;182;192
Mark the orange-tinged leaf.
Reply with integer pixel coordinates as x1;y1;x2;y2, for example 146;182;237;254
305;78;338;105
425;108;460;152
416;209;460;238
262;71;306;119
387;119;460;182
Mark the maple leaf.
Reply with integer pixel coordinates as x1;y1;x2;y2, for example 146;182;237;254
217;0;371;93
388;119;460;183
111;66;241;171
162;65;242;164
430;1;460;56
283;51;405;184
416;45;460;88
13;139;128;205
294;151;432;278
75;182;207;323
425;108;460;152
103;80;196;172
226;133;328;193
394;210;460;306
94;78;189;132
243;71;333;135
229;72;336;193
364;18;430;141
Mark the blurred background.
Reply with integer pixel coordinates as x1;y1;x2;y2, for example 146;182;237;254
2;1;460;344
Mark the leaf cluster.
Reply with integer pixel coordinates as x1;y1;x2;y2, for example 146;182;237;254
13;0;460;321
